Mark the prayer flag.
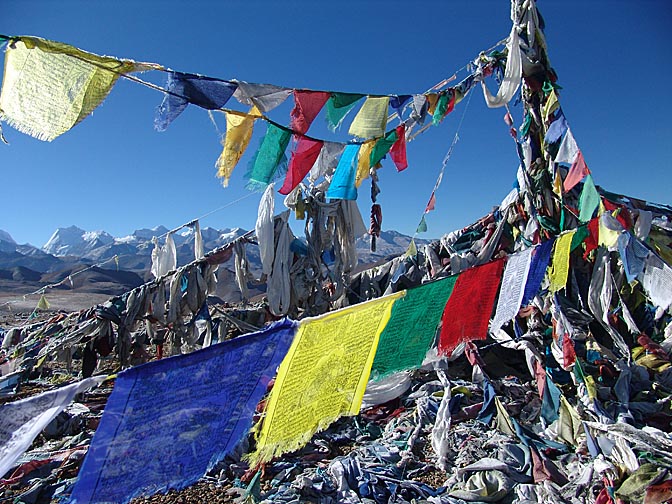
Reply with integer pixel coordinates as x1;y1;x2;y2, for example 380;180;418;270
578;174;600;223
326;93;364;131
372;276;457;379
290;90;330;134
544;113;568;144
370;129;398;167
563;150;590;192
554;127;579;164
389;125;408;171
425;192;437;213
233;81;292;113
279;136;323;195
245;123;292;189
348;96;390;138
548;231;575;293
521;239;555;306
248;295;401;465
326;144;359;200
641;254;672;311
491;248;533;331
617;233;649;283
355;140;375;188
390;95;411;117
543;89;559;121
416;215;428;233
71;320;297;504
0;36;154;141
36;294;50;310
308;141;344;184
216;108;259;187
155;72;237;131
438;258;505;356
0;377;104;479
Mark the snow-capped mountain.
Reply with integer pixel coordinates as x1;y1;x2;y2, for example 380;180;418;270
43;226;114;257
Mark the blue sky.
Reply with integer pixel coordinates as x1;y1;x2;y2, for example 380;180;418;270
1;0;670;248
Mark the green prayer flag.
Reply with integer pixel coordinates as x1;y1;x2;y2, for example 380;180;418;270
370;129;398;167
432;92;449;126
578;175;600;223
372;275;457;379
325;93;364;131
245;123;291;189
416;215;428;233
570;224;589;252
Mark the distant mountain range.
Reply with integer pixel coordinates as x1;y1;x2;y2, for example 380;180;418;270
0;225;430;300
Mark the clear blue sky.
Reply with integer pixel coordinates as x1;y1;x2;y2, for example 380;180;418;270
1;0;670;248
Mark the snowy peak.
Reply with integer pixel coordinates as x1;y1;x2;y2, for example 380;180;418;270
0;229;16;244
43;226;114;257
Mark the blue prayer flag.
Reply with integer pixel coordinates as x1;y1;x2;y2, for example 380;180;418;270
70;319;297;504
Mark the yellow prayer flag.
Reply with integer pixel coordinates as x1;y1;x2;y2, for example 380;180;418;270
0;36;157;141
598;214;621;250
36;294;50;310
248;293;402;465
348;96;389;138
543;89;559;122
355;140;375;188
404;239;417;258
548;230;575;293
425;93;439;115
216;107;259;186
495;397;516;438
556;395;584;447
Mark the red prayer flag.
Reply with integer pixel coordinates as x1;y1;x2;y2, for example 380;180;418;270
290;90;330;135
279;136;324;195
582;217;599;259
438;258;505;356
562;333;576;368
563;150;590;192
425;192;436;213
389;125;408;171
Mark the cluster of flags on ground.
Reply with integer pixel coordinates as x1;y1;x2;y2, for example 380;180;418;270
2;205;668;502
0;36;479;199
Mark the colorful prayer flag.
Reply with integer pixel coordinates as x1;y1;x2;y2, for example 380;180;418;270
290;90;330;134
348;96;390;138
326;144;359;200
0;37;155;141
438;258;505;356
245;123;292;189
279;136;323;195
548;231;575;293
216;108;259;186
71;320;297;504
248;295;401;465
325;93;364;131
563;150;590;192
372;276;457;379
389;125;408;171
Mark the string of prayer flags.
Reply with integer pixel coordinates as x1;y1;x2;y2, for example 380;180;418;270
548;230;576;293
233;81;292;113
355;140;375;188
390;124;408;171
372;276;457;379
216;107;259;186
348;96;390;138
70;319;297;504
326;144;360;200
438;258;505;356
154;72;237;131
0;36;157;141
247;294;401;465
578;174;600;223
308;141;344;184
491;248;533;331
290;90;330;134
245;123;291;189
279;136;324;195
563;150;590;192
326;92;364;131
